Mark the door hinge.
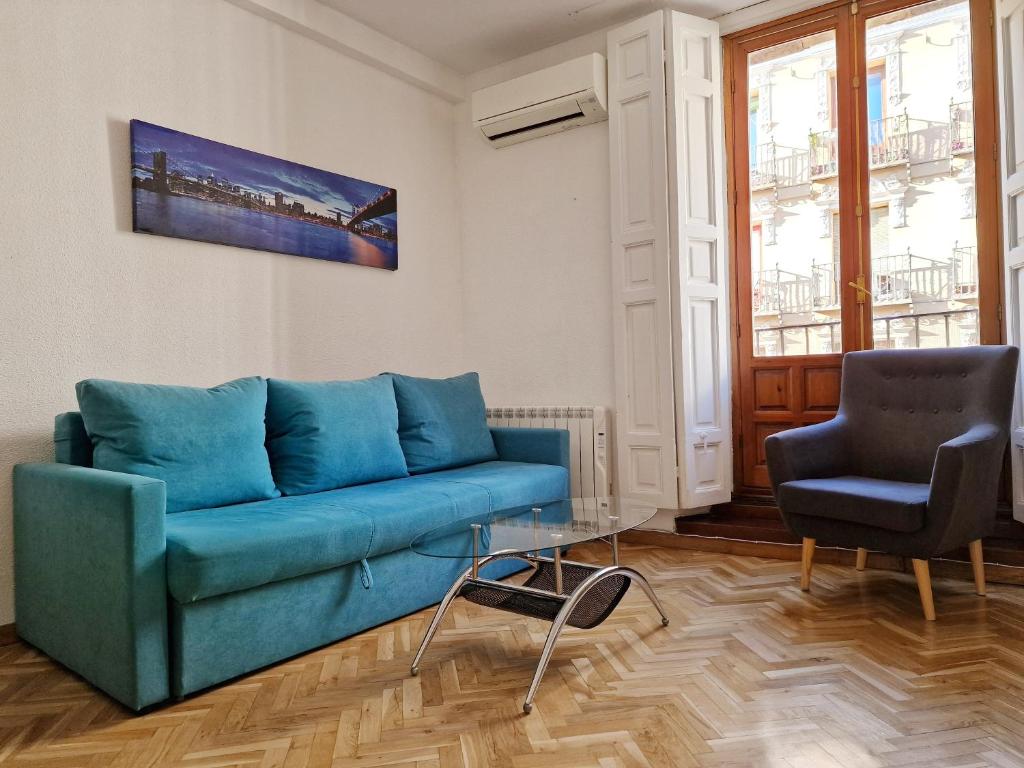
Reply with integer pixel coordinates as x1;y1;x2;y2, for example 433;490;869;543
730;79;736;94
855;204;863;217
851;1;859;14
852;75;861;88
994;143;999;161
999;303;1005;323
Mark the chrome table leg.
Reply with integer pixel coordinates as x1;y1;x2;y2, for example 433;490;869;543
521;565;669;713
410;563;473;676
411;552;536;676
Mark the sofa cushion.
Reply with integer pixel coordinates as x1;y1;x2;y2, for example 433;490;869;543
54;412;92;467
778;475;929;533
165;495;373;603
423;461;570;512
387;372;498;474
318;475;490;557
316;461;569;557
76;377;278;513
266;377;408;495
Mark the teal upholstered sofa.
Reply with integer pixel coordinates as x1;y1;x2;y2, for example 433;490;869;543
13;374;570;711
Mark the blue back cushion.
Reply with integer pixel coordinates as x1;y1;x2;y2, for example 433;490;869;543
266;377;409;495
76;376;279;513
387;372;498;474
54;412;93;467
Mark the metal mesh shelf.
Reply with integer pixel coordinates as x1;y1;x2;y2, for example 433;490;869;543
460;560;630;629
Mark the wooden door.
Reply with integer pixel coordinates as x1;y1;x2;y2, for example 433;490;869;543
726;0;1001;493
726;6;863;492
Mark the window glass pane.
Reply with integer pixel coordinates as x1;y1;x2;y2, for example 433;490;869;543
866;0;978;349
749;30;841;357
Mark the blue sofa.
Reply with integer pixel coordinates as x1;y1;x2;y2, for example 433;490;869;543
13;377;570;711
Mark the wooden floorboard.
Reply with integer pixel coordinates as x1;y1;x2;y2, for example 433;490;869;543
3;542;1024;767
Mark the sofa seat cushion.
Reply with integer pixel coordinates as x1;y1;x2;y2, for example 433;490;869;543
424;461;569;517
317;461;569;558
165;496;373;603
778;475;929;533
317;476;490;558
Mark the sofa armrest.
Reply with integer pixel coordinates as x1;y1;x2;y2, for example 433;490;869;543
14;463;169;710
491;427;570;469
764;417;850;495
925;423;1006;553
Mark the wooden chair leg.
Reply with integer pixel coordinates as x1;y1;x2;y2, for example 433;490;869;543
968;539;986;596
912;559;936;621
855;548;868;571
800;538;815;591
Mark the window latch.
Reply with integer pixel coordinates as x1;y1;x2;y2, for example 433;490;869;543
848;276;873;304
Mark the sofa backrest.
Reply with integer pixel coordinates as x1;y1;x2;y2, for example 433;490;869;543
54;412;92;467
839;345;1018;483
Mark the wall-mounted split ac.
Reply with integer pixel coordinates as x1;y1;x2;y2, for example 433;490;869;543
471;53;608;148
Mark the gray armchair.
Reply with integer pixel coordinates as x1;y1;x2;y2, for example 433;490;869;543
765;346;1018;620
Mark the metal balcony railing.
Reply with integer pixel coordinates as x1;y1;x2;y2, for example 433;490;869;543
752;261;840;315
750;142;810;189
754;320;841;356
758;104;973;189
753;245;979;316
809;129;838;178
869;111;911;168
872;250;952;303
873;308;978;349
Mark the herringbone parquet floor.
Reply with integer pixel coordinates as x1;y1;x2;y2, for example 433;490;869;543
2;543;1024;767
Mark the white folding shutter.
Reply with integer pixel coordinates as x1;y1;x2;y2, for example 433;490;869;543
608;12;680;508
666;11;732;508
997;0;1024;522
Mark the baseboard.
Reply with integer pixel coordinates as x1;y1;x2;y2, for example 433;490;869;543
620;529;1024;585
0;623;17;647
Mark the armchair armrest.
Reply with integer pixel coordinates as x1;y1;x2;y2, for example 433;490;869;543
14;463;169;710
764;417;850;493
925;423;1006;553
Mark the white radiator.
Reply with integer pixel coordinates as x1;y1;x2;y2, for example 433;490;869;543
486;406;611;499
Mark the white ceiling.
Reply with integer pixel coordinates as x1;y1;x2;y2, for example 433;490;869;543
317;0;750;74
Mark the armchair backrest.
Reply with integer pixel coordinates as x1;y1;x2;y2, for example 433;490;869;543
839;346;1018;483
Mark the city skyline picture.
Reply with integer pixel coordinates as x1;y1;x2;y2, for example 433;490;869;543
130;120;398;270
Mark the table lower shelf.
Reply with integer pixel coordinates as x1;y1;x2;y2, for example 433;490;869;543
460;558;630;629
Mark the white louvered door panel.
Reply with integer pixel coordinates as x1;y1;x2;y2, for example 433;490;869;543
608;12;680;509
666;11;732;508
997;0;1024;521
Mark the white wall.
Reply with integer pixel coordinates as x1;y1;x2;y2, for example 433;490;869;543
0;0;466;624
456;29;616;406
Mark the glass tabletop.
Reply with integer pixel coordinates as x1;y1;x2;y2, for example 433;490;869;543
410;498;657;559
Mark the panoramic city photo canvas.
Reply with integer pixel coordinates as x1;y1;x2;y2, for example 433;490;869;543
130;120;398;270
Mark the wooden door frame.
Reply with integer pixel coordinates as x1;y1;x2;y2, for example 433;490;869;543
724;0;1004;495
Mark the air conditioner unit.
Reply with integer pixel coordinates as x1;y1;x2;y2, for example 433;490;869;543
471;53;608;148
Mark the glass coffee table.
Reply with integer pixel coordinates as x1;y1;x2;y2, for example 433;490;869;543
409;497;669;713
